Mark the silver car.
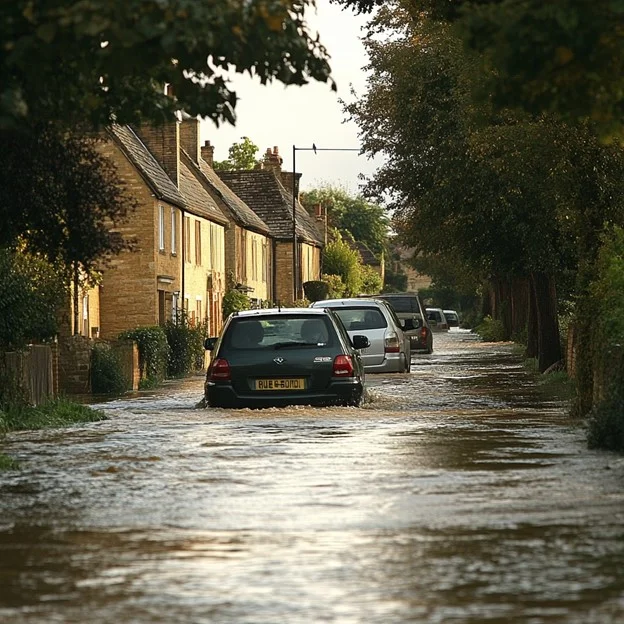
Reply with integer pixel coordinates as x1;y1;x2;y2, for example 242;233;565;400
310;298;411;373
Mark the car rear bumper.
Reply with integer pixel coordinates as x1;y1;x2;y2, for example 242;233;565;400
363;353;406;373
205;378;364;409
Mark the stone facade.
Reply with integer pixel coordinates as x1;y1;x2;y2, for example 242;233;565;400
101;138;181;337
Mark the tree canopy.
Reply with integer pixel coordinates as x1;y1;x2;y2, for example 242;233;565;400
336;0;624;142
300;185;390;259
0;126;135;271
213;137;260;171
1;0;335;130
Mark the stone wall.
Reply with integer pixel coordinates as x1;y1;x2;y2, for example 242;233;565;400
58;335;93;394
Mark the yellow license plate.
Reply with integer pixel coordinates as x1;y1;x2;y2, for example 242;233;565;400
255;378;306;391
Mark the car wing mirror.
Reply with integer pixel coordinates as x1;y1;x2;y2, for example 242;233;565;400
352;335;370;350
204;337;217;351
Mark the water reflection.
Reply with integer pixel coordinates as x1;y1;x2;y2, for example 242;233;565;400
1;331;624;623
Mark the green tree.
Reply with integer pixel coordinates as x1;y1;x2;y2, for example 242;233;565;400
0;249;66;350
344;4;624;371
1;0;335;130
322;234;362;296
336;0;624;142
0;126;135;271
214;137;260;171
301;185;390;258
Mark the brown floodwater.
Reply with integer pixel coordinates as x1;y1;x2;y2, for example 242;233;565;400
1;330;623;623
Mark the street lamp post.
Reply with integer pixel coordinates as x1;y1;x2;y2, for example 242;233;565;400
291;145;360;301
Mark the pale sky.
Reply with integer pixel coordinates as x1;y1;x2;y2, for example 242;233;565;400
200;1;380;193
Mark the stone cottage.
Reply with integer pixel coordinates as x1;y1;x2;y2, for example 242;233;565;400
218;147;324;303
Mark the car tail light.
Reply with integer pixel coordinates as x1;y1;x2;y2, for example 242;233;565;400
384;332;400;353
208;358;231;380
420;326;428;339
333;355;354;377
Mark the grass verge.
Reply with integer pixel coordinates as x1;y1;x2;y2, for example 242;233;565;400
0;398;107;471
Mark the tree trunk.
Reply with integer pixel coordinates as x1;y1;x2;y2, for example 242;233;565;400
73;264;79;336
526;278;538;359
531;271;562;372
510;277;529;340
497;278;512;340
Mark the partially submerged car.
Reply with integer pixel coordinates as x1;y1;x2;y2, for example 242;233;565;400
370;293;433;354
311;298;411;372
426;307;449;331
443;309;460;328
203;308;368;409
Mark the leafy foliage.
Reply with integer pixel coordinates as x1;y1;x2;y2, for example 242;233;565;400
337;0;624;141
222;289;252;320
0;126;136;271
0;248;67;350
474;316;506;342
300;185;390;259
322;235;362;296
322;274;346;298
360;265;383;294
213;137;260;171
165;318;207;377
91;343;127;395
118;326;170;388
303;280;330;302
1;0;335;130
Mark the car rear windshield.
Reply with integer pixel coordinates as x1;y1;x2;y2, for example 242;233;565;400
379;296;420;314
225;315;336;349
332;307;388;331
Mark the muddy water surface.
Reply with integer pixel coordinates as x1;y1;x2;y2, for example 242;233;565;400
1;331;623;623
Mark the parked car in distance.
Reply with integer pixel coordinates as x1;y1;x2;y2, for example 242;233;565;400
203;308;368;409
367;293;433;354
310;298;411;373
426;307;449;331
443;309;460;328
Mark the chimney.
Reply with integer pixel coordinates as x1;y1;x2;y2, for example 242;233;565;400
314;203;328;245
201;140;215;168
134;121;181;187
180;115;201;164
133;86;181;186
280;171;302;198
263;146;283;174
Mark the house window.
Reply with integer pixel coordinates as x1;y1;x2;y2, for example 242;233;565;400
195;220;202;265
184;216;191;263
261;242;267;282
158;205;165;251
196;298;202;325
251;239;258;281
171;208;177;255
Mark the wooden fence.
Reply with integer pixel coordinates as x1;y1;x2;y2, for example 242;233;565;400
3;344;56;405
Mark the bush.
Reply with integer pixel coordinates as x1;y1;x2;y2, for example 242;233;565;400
474;316;506;342
322;237;362;295
118;326;169;388
587;397;624;452
91;342;126;394
360;265;383;294
322;274;345;298
165;319;207;377
303;280;329;302
222;289;251;319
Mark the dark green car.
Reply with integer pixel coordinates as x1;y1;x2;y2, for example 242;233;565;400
204;308;369;409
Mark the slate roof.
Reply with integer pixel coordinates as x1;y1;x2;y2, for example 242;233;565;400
179;162;228;225
217;170;324;246
108;124;186;209
181;151;270;235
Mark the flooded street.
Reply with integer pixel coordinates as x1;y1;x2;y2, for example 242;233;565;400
1;331;624;623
